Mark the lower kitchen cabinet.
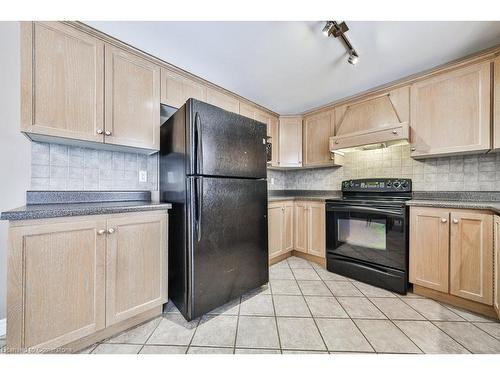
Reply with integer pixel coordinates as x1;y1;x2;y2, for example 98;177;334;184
494;215;500;318
106;214;168;325
294;201;326;258
268;201;293;260
409;207;450;293
410;206;494;307
6;211;168;351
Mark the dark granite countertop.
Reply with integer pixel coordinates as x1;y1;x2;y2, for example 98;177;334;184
406;199;500;213
268;190;341;203
1;201;172;221
1;191;172;221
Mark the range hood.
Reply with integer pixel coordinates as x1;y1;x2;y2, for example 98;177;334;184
329;123;409;152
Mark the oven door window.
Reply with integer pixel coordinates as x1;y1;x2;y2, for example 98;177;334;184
328;209;405;270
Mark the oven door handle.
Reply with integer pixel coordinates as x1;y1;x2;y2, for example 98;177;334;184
326;205;403;216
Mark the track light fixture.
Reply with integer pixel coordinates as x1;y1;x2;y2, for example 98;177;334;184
322;21;360;66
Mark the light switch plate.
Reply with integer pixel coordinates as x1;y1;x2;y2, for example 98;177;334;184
139;170;148;182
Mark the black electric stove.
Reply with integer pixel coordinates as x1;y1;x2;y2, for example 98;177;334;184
325;178;412;294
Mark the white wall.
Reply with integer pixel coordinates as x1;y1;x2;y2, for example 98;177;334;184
0;22;30;320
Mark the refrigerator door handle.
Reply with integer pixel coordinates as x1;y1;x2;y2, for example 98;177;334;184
195;177;203;242
195;112;203;175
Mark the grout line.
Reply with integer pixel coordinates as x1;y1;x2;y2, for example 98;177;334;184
232;296;242;354
137;316;163;354
471;322;500;344
270;277;284;354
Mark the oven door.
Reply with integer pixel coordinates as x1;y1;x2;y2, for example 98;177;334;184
326;203;407;271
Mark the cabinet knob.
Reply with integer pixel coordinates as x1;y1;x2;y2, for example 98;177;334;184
411;147;416;152
452;219;459;224
105;130;112;136
441;218;447;223
392;130;398;135
96;129;104;135
334;140;339;144
97;229;106;235
281;207;285;211
107;228;115;234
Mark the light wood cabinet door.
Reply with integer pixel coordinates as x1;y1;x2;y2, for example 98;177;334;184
493;57;500;150
7;219;106;350
307;202;326;258
294;201;308;253
279;117;303;167
21;22;105;142
268;203;285;259
303;111;335;167
105;45;161;150
494;215;500;317
206;87;239;113
450;210;493;305
283;202;294;252
106;213;168;325
409;207;450;293
160;68;207;108
410;62;491;158
268;116;280;167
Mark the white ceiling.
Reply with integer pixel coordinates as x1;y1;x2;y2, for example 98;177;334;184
86;21;500;114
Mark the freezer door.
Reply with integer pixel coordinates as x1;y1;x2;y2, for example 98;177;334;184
187;176;268;319
188;99;267;179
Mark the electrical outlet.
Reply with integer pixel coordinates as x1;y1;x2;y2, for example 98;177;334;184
139;170;148;182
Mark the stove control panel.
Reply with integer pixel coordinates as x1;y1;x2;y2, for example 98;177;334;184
342;178;412;192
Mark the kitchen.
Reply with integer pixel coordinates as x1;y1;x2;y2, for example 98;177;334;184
1;8;500;368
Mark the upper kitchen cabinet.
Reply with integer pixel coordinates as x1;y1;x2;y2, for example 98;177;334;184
160;68;207;108
303;110;343;167
105;45;161;150
240;102;280;167
21;22;105;143
279;116;303;167
410;61;491;158
494;57;500;150
206;87;240;113
330;86;410;151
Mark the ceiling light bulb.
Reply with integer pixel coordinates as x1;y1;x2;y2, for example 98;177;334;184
348;52;359;65
322;22;332;37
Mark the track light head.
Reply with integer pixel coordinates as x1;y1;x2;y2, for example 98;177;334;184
348;51;359;66
322;21;333;37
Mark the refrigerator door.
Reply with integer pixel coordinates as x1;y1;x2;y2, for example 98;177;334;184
186;176;268;320
187;99;267;179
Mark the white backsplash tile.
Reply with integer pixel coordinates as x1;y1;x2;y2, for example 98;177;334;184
30;142;158;191
269;144;500;191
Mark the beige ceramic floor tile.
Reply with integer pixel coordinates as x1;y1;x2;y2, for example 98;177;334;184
187;346;234;354
314;268;349;281
337;297;386;319
474;322;500;341
146;314;199;346
92;344;142;354
394;321;469;354
107;317;161;344
236;316;280;349
369;298;425;320
354;319;421;353
235;348;281;354
352;281;396;297
292;268;321;281
270;279;301;295
269;267;295;280
191;315;238;347
239;294;275;316
403;299;464;321
297;280;332;296
305;296;349;318
273;295;311;317
287;257;313;269
277;317;326;351
140;345;187;354
315;318;373;353
324;281;363;297
433;321;500;354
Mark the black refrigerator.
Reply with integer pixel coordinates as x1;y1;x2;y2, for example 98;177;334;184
159;98;269;321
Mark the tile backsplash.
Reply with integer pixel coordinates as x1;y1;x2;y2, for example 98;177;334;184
269;144;500;191
31;142;158;191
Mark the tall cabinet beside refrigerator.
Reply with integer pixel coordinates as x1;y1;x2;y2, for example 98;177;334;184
160;99;269;321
